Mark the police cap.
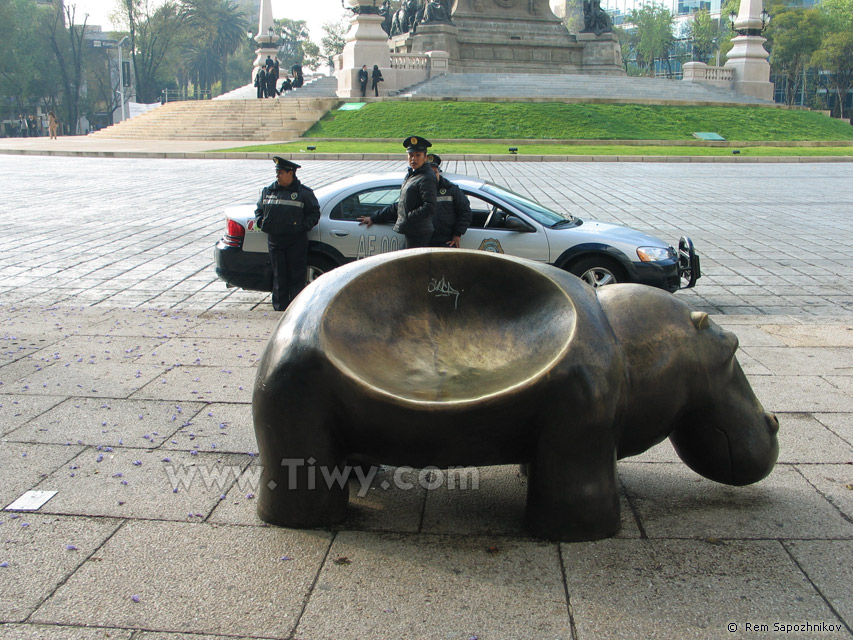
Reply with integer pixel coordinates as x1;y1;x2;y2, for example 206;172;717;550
403;135;432;152
273;156;300;172
427;152;441;168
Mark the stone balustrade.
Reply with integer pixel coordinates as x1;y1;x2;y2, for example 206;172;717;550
390;54;430;70
682;62;734;89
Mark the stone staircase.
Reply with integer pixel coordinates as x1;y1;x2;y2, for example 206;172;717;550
396;73;774;105
90;95;339;141
216;75;340;100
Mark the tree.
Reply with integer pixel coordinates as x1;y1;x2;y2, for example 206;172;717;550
120;0;186;102
819;0;853;32
321;18;348;73
687;8;715;63
767;7;824;105
0;0;61;123
275;19;320;72
46;4;88;134
180;0;249;95
812;30;853;118
629;3;675;76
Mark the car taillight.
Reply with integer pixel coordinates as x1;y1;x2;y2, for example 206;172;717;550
223;219;245;247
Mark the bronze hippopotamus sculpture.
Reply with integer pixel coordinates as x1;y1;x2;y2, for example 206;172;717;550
253;249;779;541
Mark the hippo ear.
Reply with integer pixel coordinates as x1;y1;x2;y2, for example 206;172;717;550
690;311;710;331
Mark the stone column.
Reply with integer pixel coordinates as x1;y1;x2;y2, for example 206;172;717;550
335;0;393;98
251;0;279;83
724;0;773;100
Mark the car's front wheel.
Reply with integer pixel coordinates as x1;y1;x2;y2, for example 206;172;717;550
568;256;625;288
306;254;338;284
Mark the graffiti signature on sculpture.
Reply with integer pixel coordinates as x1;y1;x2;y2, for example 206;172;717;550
428;275;462;308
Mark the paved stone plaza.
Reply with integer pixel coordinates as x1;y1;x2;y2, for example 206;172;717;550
0;153;851;639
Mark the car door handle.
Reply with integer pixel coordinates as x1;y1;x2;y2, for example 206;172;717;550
331;230;350;237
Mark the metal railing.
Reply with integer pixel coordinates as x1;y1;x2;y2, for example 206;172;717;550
161;89;212;103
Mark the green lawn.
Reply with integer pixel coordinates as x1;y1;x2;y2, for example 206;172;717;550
297;102;853;142
217;140;853;156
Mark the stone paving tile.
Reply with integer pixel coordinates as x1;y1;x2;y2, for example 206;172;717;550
773;413;853;464
160;402;257;455
133;337;266;368
4;398;205;449
761;324;853;347
419;464;641;538
0;514;122;622
0;307;111;339
130;365;255;403
562;539;845;639
37;448;252;521
795;464;853;521
0;395;65;438
81;311;205;338
785;540;853;630
0;362;167;399
0;442;85;509
186;314;280;340
294;532;570;640
619;463;853;540
741;346;853;377
26;335;169;368
749;375;852;413
0;624;133;639
30;521;333;638
814;412;853;444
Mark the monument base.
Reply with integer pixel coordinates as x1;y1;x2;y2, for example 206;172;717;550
576;32;626;75
724;34;773;101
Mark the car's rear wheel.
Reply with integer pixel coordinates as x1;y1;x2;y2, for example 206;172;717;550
306;254;338;284
568;256;625;288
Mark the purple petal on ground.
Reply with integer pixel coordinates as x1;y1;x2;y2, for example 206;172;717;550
65;545;78;551
0;562;8;568
121;480;128;485
96;454;103;463
113;473;123;478
280;555;292;561
162;457;171;463
132;460;142;466
20;523;29;527
173;487;179;493
246;493;255;499
131;595;140;603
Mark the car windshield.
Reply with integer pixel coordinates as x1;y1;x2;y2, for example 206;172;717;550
482;183;577;227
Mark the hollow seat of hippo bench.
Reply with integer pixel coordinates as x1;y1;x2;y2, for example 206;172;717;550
319;251;577;403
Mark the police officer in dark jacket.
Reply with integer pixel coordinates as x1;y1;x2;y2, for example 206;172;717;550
426;153;472;247
358;135;437;248
254;157;321;310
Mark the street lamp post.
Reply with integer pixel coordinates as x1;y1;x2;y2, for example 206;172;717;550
117;35;129;122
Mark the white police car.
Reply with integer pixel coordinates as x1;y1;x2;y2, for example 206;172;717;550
215;172;700;293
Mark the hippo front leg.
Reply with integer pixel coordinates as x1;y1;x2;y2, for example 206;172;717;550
253;376;349;529
524;412;620;542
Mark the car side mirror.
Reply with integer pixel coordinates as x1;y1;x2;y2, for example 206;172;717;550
504;215;534;232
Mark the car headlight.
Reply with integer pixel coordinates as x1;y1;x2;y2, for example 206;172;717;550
636;246;674;262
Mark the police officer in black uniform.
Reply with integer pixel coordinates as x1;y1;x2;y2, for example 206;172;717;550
254;157;321;311
426;153;472;248
358;135;437;249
